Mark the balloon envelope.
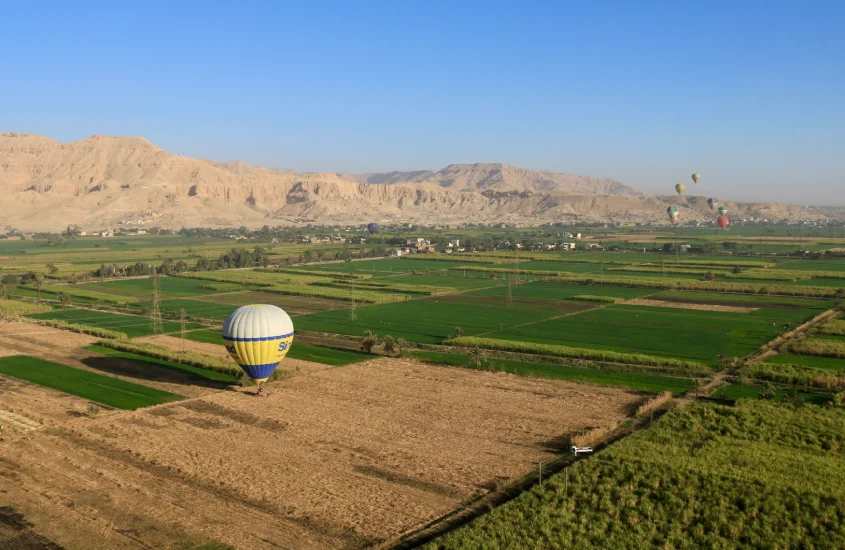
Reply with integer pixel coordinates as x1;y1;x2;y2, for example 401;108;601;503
675;184;686;195
367;222;379;235
707;198;718;210
718;206;728;216
666;205;679;221
691;173;701;184
222;305;294;383
716;216;729;229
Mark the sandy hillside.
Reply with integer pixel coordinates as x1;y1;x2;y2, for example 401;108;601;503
0;132;836;232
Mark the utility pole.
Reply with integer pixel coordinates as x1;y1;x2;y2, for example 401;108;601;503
506;274;514;307
179;308;187;352
150;273;163;334
349;280;357;321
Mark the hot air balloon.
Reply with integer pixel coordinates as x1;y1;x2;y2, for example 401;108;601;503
691;173;701;184
718;206;728;216
223;305;294;393
675;184;686;195
667;205;679;222
716;216;729;229
367;222;380;235
707;198;718;210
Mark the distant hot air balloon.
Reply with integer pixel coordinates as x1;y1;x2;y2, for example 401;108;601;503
667;205;679;222
716;216;730;229
718;205;728;216
223;305;294;392
691;173;701;184
675;184;686;195
707;198;718;210
367;222;380;235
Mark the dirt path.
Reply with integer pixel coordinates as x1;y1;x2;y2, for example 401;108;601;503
623;298;758;313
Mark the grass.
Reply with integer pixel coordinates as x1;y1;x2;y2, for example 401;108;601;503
468;280;654;301
183;329;372;365
79;276;232;299
294;296;564;343
765;353;845;371
0;355;182;409
0;299;50;316
190;291;345;315
26;309;203;338
84;344;240;383
426;400;845;549
411;351;695;394
482;304;821;364
712;383;832;405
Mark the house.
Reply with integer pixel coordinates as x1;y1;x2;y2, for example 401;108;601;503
99;230;114;238
560;242;576;251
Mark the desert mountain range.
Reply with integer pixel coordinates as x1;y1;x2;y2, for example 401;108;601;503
0;132;836;232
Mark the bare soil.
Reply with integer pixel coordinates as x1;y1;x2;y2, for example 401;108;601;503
624;298;758;313
0;357;638;549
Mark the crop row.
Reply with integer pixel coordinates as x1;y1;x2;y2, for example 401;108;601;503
275;267;373;279
817;319;845;336
29;319;128;340
445;336;708;370
0;299;50;316
21;284;139;304
263;283;409;303
455;266;844;297
608;265;732;275
743;362;845;390
569;295;624;303
314;279;459;295
790;338;845;358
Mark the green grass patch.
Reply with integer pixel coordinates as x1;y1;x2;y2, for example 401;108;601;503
469;281;654;301
0;355;182;409
27;309;202;338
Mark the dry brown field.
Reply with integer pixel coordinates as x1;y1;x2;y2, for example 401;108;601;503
0;356;640;549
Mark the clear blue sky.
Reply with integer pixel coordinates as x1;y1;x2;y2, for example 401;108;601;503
2;1;843;204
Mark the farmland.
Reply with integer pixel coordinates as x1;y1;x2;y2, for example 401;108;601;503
0;355;183;409
427;400;845;549
3;230;845;548
26;309;203;338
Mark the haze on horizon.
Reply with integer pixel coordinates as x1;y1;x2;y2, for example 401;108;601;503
1;0;843;206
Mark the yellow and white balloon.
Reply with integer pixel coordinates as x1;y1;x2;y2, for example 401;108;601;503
222;305;294;384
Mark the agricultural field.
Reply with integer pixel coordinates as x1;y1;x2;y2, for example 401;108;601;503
0;355;183;409
427;400;845;549
294;295;577;344
79;276;240;299
84;344;240;384
26;309;203;338
411;351;695;395
480;303;823;365
183;329;371;366
189;290;346;315
0;358;641;549
469;280;654;301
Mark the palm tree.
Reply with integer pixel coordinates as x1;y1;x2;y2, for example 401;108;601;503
396;338;409;357
380;335;397;355
361;330;377;353
453;326;464;338
468;347;483;369
59;292;70;307
34;274;45;303
316;251;324;265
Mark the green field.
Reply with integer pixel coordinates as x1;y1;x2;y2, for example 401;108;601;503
84;344;240;383
0;355;183;409
481;304;821;364
427;400;845;549
412;351;694;395
764;353;845;371
80;276;241;299
184;329;372;365
27;309;202;338
153;299;238;321
469;280;654;301
650;290;833;309
294;296;569;343
189;291;345;315
712;383;832;404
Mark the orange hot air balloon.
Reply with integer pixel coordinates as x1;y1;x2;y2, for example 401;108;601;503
716;216;729;229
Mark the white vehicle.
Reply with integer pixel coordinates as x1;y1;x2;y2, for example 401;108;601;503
572;445;593;456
